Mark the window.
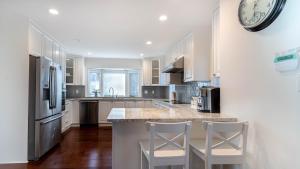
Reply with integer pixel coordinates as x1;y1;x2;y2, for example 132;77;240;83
87;69;140;97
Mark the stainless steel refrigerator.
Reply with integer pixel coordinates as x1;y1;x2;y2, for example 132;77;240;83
28;55;63;160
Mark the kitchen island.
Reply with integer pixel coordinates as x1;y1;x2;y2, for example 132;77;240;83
107;105;237;169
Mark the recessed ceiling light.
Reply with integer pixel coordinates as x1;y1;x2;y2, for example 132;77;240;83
140;53;145;57
146;41;152;45
55;50;59;55
159;15;168;22
88;52;92;56
49;8;59;15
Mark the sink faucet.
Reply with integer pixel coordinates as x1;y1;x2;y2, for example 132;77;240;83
109;87;115;97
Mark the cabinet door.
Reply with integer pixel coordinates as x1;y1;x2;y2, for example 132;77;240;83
142;59;152;86
52;43;60;64
42;36;53;60
72;101;80;124
113;101;125;108
212;8;220;77
184;34;194;82
29;25;43;56
125;101;136;108
74;57;85;85
60;50;67;84
136;101;145;108
99;101;112;123
144;101;153;108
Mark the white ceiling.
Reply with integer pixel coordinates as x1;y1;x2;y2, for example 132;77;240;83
6;0;219;59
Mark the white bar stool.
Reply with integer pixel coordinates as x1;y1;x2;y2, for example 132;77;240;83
140;121;192;169
190;121;248;169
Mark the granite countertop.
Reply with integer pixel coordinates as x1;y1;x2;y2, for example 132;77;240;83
107;106;237;122
66;97;161;101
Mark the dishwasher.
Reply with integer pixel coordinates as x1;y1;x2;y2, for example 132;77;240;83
79;100;99;127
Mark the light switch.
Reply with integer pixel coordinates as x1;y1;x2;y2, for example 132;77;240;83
76;89;79;94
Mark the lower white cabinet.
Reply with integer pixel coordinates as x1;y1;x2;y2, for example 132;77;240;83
136;101;145;108
62;101;73;132
113;101;125;108
125;101;136;108
99;101;113;123
144;100;154;108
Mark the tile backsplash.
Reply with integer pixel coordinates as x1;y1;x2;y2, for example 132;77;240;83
66;85;85;98
170;81;211;104
142;86;169;99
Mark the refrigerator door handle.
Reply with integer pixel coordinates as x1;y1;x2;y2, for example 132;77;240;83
40;114;63;125
53;67;57;108
49;67;53;108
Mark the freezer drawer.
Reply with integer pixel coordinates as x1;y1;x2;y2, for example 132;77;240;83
80;101;99;127
28;114;62;160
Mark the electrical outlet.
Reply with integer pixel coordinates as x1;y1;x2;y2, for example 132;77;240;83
298;74;300;92
144;90;148;94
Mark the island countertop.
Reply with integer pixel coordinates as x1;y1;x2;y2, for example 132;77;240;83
107;105;237;122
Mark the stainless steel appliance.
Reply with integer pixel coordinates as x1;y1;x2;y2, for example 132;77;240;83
162;57;184;85
28;55;63;160
197;87;220;113
80;101;99;127
162;57;184;73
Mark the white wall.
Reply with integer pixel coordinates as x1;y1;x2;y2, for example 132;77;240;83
0;8;29;163
85;57;143;70
219;0;300;169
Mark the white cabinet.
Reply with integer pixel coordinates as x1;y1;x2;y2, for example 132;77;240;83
99;101;113;123
42;35;53;59
144;100;153;108
113;101;125;108
136;101;145;108
29;25;43;56
66;56;85;85
62;100;73;132
29;23;67;82
142;58;161;85
211;8;221;77
52;42;61;64
72;100;80;125
183;32;210;82
125;101;136;108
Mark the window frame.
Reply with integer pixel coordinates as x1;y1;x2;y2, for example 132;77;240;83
87;68;141;97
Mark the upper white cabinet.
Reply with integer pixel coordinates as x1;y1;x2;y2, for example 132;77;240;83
66;56;85;85
41;35;53;59
211;8;221;77
29;25;43;56
29;23;67;83
165;29;211;82
142;58;161;86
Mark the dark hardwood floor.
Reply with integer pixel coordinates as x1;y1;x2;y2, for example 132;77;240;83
0;127;112;169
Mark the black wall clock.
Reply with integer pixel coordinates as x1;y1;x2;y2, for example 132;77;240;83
238;0;286;32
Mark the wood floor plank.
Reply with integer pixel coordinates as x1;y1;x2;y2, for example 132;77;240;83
0;127;112;169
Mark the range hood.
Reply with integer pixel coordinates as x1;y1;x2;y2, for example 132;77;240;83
162;57;184;73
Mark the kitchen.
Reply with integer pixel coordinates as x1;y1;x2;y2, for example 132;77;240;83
1;0;300;169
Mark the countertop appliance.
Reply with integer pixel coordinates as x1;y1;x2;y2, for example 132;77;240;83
28;55;63;160
197;87;220;113
80;100;99;127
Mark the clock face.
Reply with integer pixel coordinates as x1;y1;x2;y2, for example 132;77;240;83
239;0;277;28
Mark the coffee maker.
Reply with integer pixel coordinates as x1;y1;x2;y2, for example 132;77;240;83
197;87;220;113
